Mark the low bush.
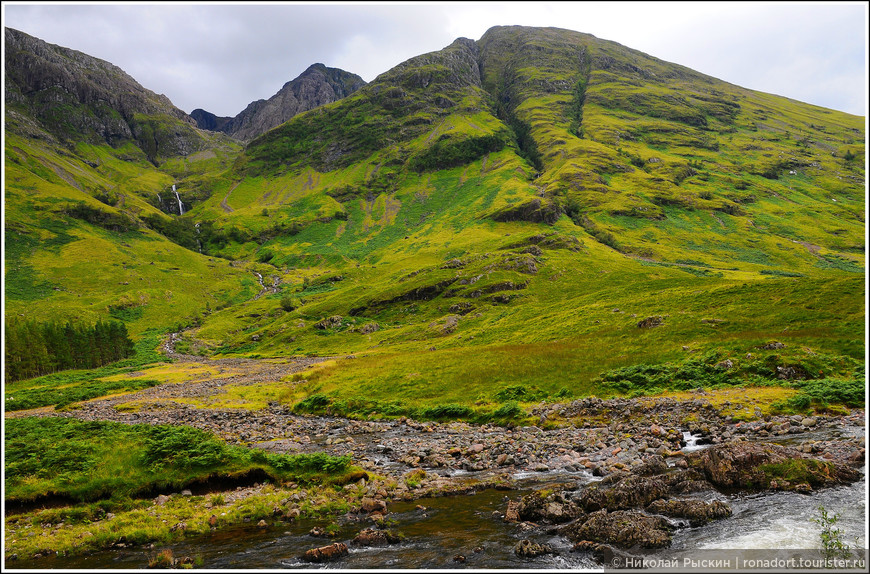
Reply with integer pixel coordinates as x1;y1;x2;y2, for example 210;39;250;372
490;401;523;420
294;393;331;413
4;418;355;505
420;403;474;420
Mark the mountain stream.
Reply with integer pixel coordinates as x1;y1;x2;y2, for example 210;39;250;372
10;432;865;570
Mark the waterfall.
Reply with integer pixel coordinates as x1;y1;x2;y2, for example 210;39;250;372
195;222;202;253
172;184;185;215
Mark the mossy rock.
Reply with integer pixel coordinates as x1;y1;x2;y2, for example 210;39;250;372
686;442;860;492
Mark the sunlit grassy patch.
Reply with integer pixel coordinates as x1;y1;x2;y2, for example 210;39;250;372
644;386;801;420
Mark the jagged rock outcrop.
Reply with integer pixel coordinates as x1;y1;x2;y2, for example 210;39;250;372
194;63;365;141
4;27;207;162
242;38;493;173
562;509;674;549
686;442;861;491
189;108;232;132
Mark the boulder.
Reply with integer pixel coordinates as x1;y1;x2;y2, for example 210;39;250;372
516;490;582;524
359;322;380;335
646;499;732;526
514;539;554;558
360;497;388;514
504;500;520;523
352;528;403;546
563;509;673;549
315;316;343;330
634;455;669;476
686;442;860;491
578;474;670;511
300;542;349;563
637;316;665;328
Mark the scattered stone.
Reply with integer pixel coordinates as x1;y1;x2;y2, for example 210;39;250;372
514;539;554;558
300;543;349;563
637;315;665;328
761;341;786;350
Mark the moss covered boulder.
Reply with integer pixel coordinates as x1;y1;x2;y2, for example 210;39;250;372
686;442;860;492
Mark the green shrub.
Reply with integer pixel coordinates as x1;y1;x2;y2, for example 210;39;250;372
409;134;506;172
141;425;230;471
491;401;523;420
420;403;474;420
294;393;331;413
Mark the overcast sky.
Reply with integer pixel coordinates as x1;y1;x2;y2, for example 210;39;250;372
3;2;867;118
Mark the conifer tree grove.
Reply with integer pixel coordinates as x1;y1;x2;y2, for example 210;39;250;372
4;319;136;381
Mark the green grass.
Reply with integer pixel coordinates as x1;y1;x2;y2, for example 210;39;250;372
4;26;864;428
4;417;354;505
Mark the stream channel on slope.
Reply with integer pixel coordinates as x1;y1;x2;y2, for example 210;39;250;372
10;431;866;571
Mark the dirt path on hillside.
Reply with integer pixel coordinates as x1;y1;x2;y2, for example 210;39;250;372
220;182;240;212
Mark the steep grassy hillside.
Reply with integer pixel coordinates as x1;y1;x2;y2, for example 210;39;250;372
4;110;254;338
4;26;864;418
152;27;865;416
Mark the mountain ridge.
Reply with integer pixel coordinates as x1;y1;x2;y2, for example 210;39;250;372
191;62;366;141
3;27;214;164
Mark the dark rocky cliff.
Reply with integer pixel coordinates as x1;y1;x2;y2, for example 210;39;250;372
4;27;209;162
193;63;366;141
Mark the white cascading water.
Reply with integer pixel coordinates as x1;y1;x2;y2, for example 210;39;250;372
172;184;184;215
682;430;706;452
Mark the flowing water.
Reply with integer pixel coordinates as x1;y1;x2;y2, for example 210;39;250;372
10;470;865;570
9;427;866;570
173;190;185;216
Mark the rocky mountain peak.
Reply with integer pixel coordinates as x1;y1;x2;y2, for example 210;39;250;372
194;63;366;141
4;27;207;162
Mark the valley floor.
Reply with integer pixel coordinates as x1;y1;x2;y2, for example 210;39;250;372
4;350;865;566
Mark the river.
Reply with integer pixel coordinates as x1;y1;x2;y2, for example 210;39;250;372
9;462;865;570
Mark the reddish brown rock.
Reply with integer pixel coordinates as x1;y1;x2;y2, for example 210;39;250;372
300;542;349;563
352;528;404;547
686;442;860;491
563;509;673;549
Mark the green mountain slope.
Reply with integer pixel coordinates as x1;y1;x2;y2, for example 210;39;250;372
4;26;865;415
4;28;256;337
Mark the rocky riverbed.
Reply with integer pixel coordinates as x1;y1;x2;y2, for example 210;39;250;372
5;351;866;566
8;352;865;490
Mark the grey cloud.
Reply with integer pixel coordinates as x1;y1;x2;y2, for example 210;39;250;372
3;3;865;117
